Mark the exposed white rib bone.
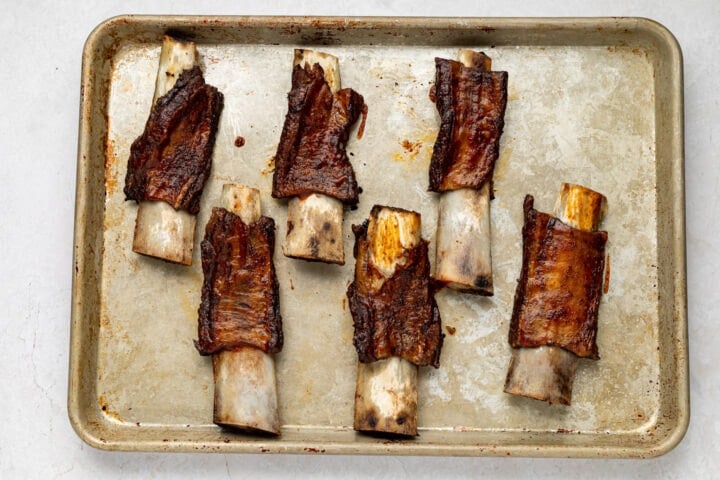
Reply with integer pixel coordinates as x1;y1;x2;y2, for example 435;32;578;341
435;184;493;294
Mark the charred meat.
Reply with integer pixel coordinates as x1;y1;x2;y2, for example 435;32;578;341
272;62;365;205
347;206;443;367
196;208;283;355
508;195;607;359
429;52;507;193
124;66;224;215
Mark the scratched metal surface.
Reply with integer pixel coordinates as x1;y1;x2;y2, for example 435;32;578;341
69;16;687;457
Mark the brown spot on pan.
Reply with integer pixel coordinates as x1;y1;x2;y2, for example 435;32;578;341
603;254;611;294
98;395;123;422
357;103;368;140
261;156;275;176
393;139;424;163
104;139;119;196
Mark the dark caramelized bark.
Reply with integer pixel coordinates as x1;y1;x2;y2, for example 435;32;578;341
272;63;364;205
196;208;282;355
429;54;507;193
508;196;607;359
347;213;443;367
124;66;224;214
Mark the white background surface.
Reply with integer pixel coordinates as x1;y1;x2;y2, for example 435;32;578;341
1;1;717;478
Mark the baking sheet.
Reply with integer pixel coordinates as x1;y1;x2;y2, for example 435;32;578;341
69;16;688;457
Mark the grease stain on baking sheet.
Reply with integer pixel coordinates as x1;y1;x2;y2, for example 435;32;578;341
103;203;125;233
356;104;368;140
341;328;353;346
205;53;221;65
304;447;326;453
98;394;124;423
100;310;111;330
261;156;276;176
392;132;436;164
604;254;611;294
179;291;200;324
393;139;422;162
492;145;513;182
105;138;120;196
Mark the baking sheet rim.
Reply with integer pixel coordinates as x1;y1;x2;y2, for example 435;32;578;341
68;14;689;458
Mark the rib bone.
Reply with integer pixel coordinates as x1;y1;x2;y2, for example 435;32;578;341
433;50;497;294
132;35;199;265
212;184;280;434
354;207;421;436
504;183;607;405
282;49;346;264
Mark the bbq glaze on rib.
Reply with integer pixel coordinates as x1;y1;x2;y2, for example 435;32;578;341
429;53;508;193
195;208;283;355
347;207;443;367
272;63;365;205
508;195;607;359
124;66;224;214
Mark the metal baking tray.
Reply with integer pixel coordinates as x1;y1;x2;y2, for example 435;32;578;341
69;15;688;457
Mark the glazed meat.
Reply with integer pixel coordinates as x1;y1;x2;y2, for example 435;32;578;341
124;66;224;214
195;208;283;355
508;195;608;359
429;53;508;193
347;207;443;367
272;62;365;205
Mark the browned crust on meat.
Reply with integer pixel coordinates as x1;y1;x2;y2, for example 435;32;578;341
429;55;507;193
124;66;224;214
347;208;443;367
508;196;607;359
272;63;364;205
195;208;283;355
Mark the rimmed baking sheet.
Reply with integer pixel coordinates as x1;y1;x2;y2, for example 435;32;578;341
69;15;688;457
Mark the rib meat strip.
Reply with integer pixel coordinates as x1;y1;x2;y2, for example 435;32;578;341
508;195;607;359
429;53;508;193
125;66;224;215
347;206;443;367
272;62;365;205
195;208;283;355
